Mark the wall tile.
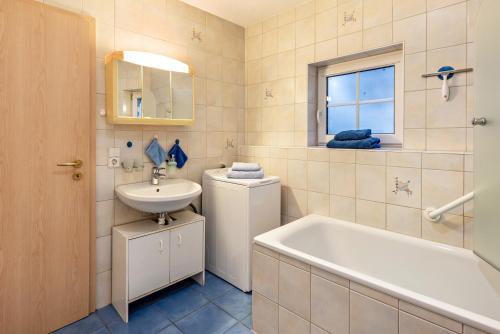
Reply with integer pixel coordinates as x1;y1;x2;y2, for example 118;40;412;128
363;0;392;29
288;188;308;218
330;195;356;222
426;87;467;128
96;166;114;201
253;250;279;302
422;169;464;215
426;44;467;89
422;212;464;247
288;159;308;189
278;23;296;52
399;311;456;334
404;90;426;128
279;261;311;320
262;30;278;57
96;235;111;273
338;0;363;36
311;275;349;334
350;291;398;334
316;7;338;42
387;204;422;237
356;151;386;165
386;167;421;208
393;0;426;20
426;128;466;152
405;52;427;91
403;129;426;150
308;161;330;193
96;199;114;237
363;23;392;50
308;191;330;215
356;199;386;228
427;3;467;50
399;300;463;333
386;152;421;168
279;307;310;334
96;270;111;309
253;293;279;334
393;14;426;54
331;163;356;197
296;16;315;48
422;153;464;171
356;164;386;202
315;38;339;62
338;32;363;55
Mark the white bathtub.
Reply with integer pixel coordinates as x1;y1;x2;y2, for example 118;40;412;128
254;214;500;333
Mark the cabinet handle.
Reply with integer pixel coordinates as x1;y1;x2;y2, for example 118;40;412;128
177;233;182;246
159;239;164;252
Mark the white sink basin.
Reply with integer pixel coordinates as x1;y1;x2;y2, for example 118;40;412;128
115;179;202;214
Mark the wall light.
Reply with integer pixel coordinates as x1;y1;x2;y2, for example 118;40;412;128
121;51;190;73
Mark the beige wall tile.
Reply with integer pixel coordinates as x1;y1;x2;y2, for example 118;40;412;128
280;254;311;272
296;16;315;48
253;250;279;302
399;312;456;334
427;0;463;11
279;8;296;27
422;153;464;171
356;151;386;165
288;160;308;189
387;204;422;237
350;281;398;308
96;235;111;273
278;51;296;79
338;32;363;55
426;128;466;152
263;16;278;32
315;38;339;62
403;129;426;150
279;307;310;334
356;199;386;228
263;30;279;57
464;325;488;334
279;23;296;52
350;291;398;334
279;261;311;320
399;300;463;333
404;90;426;128
426;87;467;128
311;266;349;288
405;52;427;91
393;14;426;54
316;0;338;12
338;0;363;36
331;163;356;197
426;45;467;89
253;292;279;334
288;188;308;218
311;324;329;334
393;0;426;20
386;167;421;208
422;169;464;215
96;270;111;309
246;34;263;61
295;46;315;76
308;161;330;193
386;152;421;168
96;166;114;201
356;164;386;202
330;195;356;222
363;0;392;29
311;275;349;334
331;149;356;163
296;0;315;20
363;23;392;50
427;3;467;50
422;212;464;247
316;7;338;42
308;191;330;215
96;200;114;237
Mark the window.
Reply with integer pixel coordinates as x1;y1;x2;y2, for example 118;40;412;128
317;51;403;146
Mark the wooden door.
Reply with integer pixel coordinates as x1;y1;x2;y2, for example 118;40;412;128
0;1;96;333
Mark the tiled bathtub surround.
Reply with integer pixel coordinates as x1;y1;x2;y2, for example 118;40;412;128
245;0;480;151
42;0;245;308
239;146;474;249
252;244;488;334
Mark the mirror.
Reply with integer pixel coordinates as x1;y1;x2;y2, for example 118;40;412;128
106;51;194;125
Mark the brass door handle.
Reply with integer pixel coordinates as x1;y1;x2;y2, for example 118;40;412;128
57;160;83;168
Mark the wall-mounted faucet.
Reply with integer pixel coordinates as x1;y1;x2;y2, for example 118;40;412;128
151;166;166;185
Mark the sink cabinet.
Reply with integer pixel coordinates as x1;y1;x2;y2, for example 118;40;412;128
112;211;205;322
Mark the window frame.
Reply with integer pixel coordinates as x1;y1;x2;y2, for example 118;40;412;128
317;51;403;147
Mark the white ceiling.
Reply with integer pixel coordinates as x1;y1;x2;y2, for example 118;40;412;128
180;0;306;27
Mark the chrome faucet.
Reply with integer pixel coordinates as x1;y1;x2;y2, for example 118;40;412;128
151;166;166;185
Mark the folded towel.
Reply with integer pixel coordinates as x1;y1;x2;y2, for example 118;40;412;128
145;138;167;167
168;139;188;168
231;162;261;171
327;137;381;149
334;129;372;141
227;168;265;179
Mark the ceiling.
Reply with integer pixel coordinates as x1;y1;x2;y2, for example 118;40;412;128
180;0;306;27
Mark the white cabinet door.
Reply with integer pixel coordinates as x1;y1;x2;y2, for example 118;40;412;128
170;221;204;282
128;230;170;300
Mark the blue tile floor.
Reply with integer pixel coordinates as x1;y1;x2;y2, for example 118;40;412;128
53;272;252;334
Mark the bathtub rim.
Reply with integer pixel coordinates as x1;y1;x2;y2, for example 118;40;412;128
253;214;500;334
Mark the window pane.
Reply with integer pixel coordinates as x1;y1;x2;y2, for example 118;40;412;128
328;73;357;104
359;66;394;101
327;105;356;134
359;102;394;134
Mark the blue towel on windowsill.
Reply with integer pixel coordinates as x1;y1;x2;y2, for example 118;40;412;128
334;129;372;141
145;138;167;167
327;137;381;149
168;139;188;168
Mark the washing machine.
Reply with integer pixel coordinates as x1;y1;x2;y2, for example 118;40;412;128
202;168;281;291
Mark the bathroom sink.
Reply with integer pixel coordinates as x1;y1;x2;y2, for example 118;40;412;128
116;179;202;214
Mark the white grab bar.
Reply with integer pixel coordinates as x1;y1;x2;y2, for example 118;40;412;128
424;192;474;223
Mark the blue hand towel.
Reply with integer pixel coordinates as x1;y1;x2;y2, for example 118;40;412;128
334;129;372;141
168;139;188;168
327;137;381;149
145;138;167;167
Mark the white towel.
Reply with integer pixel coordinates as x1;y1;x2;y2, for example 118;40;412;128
231;162;261;172
227;168;264;179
